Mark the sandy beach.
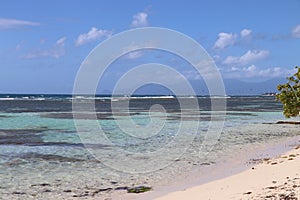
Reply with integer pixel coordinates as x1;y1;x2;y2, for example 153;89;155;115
155;143;300;200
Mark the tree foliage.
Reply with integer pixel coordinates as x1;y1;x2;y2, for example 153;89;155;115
276;66;300;118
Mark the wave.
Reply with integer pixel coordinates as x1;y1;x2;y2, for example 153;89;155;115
0;98;15;101
71;95;176;101
209;95;231;99
129;95;175;99
0;97;46;101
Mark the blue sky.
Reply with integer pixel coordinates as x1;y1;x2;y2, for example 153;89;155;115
0;0;300;94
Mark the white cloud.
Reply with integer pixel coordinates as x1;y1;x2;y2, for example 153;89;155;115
213;32;237;49
121;41;158;60
292;24;300;38
56;37;66;46
131;12;148;27
122;44;148;59
125;51;143;59
214;29;254;49
75;27;112;46
21;36;66;59
241;29;252;38
225;65;292;79
21;49;64;59
0;18;40;30
223;50;269;66
244;64;257;72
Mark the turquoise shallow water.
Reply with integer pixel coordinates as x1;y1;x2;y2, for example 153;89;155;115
0;95;299;199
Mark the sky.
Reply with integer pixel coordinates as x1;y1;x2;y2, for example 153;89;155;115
0;0;300;95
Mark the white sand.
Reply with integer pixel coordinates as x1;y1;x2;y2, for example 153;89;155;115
155;145;300;200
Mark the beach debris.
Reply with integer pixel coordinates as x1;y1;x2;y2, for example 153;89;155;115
262;177;300;200
127;186;152;193
278;192;297;200
266;186;278;190
200;162;210;165
89;185;152;196
12;191;26;195
115;186;129;190
92;189;109;196
31;183;51;187
275;121;300;125
248;157;270;164
72;192;89;197
265;195;275;198
94;187;113;193
243;191;252;195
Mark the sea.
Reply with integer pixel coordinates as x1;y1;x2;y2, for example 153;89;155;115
0;94;299;199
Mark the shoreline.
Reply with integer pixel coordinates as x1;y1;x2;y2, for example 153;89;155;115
151;137;300;200
118;135;300;200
